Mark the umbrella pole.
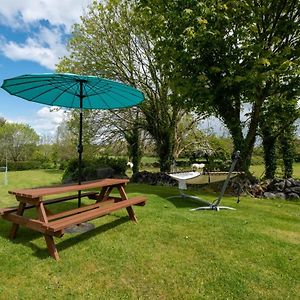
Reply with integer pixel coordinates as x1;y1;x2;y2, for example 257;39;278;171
78;82;84;207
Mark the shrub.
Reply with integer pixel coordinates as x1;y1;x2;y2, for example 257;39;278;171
62;156;128;183
1;161;42;171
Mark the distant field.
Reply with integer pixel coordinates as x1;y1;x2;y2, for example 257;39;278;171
250;163;300;179
140;157;300;179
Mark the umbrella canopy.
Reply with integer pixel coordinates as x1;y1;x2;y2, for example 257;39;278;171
1;73;144;109
1;73;144;206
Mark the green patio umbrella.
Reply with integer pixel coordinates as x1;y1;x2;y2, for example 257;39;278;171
1;73;144;206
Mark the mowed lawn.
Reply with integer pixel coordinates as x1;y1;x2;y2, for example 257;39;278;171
250;162;300;179
0;170;299;299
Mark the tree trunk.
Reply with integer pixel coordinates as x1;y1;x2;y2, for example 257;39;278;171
261;126;277;179
280;127;294;179
157;136;174;172
125;123;142;174
220;90;266;173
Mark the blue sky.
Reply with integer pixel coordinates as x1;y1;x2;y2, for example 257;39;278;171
0;0;91;136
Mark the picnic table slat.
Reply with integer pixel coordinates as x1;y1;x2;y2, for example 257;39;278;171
0;192;99;215
46;196;147;232
46;200;115;221
2;212;61;237
8;178;129;198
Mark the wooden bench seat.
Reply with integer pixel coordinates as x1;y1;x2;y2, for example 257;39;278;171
0;191;98;216
45;196;147;233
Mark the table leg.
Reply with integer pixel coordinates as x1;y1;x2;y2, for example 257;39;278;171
44;235;60;261
9;202;26;239
126;207;138;222
37;202;60;261
117;184;138;222
96;186;113;202
96;186;108;202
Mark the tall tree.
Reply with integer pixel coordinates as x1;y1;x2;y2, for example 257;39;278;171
260;95;299;178
71;108;146;173
57;0;196;172
0;123;39;162
138;0;300;172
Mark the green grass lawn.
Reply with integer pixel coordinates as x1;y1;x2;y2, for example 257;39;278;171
250;162;300;179
0;170;299;299
140;157;300;180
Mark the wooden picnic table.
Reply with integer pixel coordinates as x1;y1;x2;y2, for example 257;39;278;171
0;178;147;260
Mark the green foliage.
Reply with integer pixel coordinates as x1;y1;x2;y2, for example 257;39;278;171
0;161;42;171
126;121;142;174
294;139;300;162
0;121;39;162
279;130;295;178
261;126;277;179
62;156;128;182
260;96;298;178
138;0;300;172
187;135;233;171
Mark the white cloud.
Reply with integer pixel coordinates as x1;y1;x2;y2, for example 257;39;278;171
33;107;66;135
0;27;68;69
0;0;92;69
0;0;91;32
2;107;67;137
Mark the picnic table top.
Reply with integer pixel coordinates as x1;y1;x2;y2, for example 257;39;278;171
9;178;129;199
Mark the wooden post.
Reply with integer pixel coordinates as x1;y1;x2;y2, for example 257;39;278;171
117;184;137;222
9;201;26;239
44;235;60;261
37;201;60;261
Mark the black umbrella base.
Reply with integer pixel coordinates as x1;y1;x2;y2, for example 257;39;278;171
64;222;95;234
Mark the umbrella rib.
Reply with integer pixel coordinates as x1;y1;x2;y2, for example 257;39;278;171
107;89;142;107
88;80;141;99
84;85;93;109
85;78;105;97
70;87;79;108
3;75;75;89
4;77;77;100
83;79;106;108
87;81;113;109
6;81;56;97
84;79;143;109
25;81;77;103
48;82;79;105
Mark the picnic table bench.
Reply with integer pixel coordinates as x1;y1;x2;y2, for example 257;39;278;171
0;178;147;260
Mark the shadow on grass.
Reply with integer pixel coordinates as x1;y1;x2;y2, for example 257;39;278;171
0;216;130;260
163;195;212;209
127;183;216;209
0;216;131;259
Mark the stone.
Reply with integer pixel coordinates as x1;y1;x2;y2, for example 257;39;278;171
286;193;300;200
274;181;285;191
285;179;293;188
289;178;300;186
274;192;286;200
290;186;300;194
264;192;276;199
